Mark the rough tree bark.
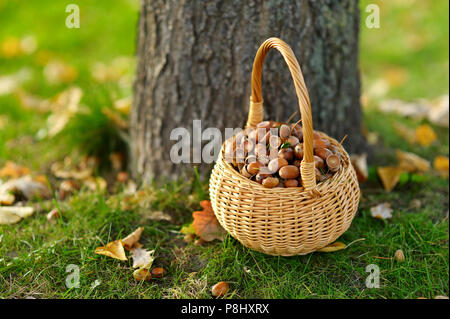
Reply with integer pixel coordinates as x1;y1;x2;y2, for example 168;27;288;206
131;0;366;182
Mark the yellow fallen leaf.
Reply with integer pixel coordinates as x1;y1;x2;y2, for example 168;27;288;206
94;240;127;261
0;206;35;225
414;124;437;147
1;37;21;58
377;166;402;192
396;150;430;173
434;155;449;177
44;60;78;85
317;241;347;252
122;227;144;251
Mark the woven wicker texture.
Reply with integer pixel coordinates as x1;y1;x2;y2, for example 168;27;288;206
209;38;360;256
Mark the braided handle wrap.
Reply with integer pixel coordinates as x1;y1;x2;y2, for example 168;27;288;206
246;37;316;190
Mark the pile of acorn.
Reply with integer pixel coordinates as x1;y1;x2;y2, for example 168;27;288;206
225;120;342;188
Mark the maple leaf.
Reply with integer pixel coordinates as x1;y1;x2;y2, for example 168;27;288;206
192;200;226;242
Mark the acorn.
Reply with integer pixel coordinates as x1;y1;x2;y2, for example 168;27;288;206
255;143;267;157
268;158;289;173
245;155;257;164
241;165;252;178
313;137;330;149
294;143;304;159
284;179;299;188
211;281;230;297
293;159;302;168
257;121;272;129
314;155;325;169
287;136;300;147
290;124;303;140
278;147;294;162
315;148;333;161
262;176;279;188
279;124;291;138
315;168;323;182
279;165;300;179
326;154;341;172
247;161;264;175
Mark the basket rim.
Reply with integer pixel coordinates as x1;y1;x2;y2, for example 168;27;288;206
217;130;355;196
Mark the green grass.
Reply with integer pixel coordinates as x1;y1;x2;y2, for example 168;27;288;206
0;0;448;299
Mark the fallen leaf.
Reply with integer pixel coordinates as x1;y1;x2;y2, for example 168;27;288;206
350;153;368;183
394;249;405;262
0;193;15;205
47;208;61;222
317;241;347;252
94;240;127;261
0;161;30;179
122;227;144;251
83;176;107;192
0;206;35;225
433;155;449;177
0;175;51;200
142;210;173;223
393;122;416;144
114;97;132;115
192;200;226;242
414;124;437;147
44;60;78;85
130;248;154;269
377;166;403;192
180;223;196;236
102;107;128;129
370;202;393;220
434;295;449;299
396;150;430;173
133;268;152;281
428;95;449;127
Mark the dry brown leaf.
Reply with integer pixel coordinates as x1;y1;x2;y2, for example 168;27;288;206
0;161;30;179
0;206;35;225
414;124;437;147
377;166;403;192
370;202;393;220
122;227;144;251
350;153;368;183
130;248;154;269
94;240;127;261
192;200;226;242
317;241;347;252
396;150;430;173
433;155;449;177
211;281;230;297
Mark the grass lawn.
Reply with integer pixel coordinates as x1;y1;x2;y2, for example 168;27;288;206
0;0;448;299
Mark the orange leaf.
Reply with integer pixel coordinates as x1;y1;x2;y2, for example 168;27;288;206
377;166;402;192
192;200;226;242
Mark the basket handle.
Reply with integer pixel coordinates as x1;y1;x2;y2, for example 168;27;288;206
246;37;316;190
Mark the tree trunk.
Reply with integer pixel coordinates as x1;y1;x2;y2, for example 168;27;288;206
131;0;366;182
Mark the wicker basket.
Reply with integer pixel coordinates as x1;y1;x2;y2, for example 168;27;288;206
209;38;360;256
